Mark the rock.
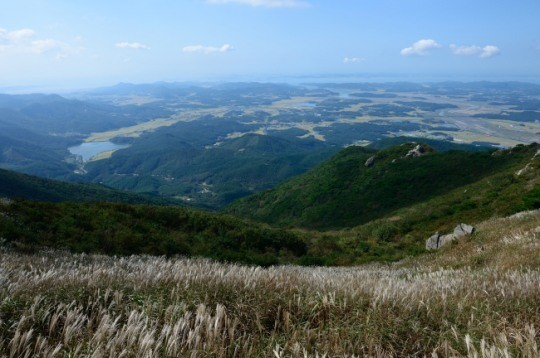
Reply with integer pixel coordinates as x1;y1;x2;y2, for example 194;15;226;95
426;223;475;250
515;149;540;176
426;233;458;250
364;156;376;167
438;234;456;247
453;223;475;237
405;144;426;158
426;233;440;250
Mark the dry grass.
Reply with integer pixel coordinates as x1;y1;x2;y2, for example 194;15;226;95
1;211;539;357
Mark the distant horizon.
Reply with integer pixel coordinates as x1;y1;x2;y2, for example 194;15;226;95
2;1;539;92
3;73;540;95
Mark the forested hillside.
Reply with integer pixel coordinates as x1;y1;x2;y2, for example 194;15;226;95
228;142;540;229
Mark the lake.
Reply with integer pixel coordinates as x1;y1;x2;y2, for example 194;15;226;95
68;141;129;161
295;102;317;108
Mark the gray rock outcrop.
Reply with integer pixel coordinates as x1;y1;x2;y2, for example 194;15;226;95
426;233;440;250
453;223;475;237
515;149;539;176
426;223;475;250
365;156;376;167
405;144;425;158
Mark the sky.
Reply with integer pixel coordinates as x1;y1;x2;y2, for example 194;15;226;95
1;0;539;90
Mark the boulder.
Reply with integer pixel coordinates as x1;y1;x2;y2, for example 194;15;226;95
426;223;475;250
364;156;376;167
453;223;475;237
426;233;440;250
426;233;458;250
438;234;456;247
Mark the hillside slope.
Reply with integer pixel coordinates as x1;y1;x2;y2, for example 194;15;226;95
0;168;177;205
1;210;538;357
227;142;539;229
0;200;307;266
366;136;491;152
85;132;338;208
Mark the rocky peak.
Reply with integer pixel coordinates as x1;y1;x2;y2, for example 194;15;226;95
405;144;427;158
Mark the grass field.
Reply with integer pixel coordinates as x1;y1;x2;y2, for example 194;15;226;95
1;210;538;357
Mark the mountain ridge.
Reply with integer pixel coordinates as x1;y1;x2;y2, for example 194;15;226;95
227;142;540;230
1;141;538;266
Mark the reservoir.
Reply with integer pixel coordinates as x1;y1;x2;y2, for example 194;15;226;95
295;102;317;108
68;141;129;161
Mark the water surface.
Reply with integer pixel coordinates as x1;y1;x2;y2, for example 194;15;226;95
68;141;129;161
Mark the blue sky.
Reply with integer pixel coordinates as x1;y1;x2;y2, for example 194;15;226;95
1;0;539;89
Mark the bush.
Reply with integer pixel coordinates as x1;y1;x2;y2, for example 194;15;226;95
0;200;308;266
523;188;540;209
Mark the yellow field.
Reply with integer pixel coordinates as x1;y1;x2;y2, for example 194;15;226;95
85;108;230;142
85;118;176;142
88;150;116;161
83;94;538;147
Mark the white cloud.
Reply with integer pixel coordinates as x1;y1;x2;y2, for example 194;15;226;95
115;42;150;50
0;28;36;42
450;44;481;56
400;39;441;56
450;44;500;58
182;44;233;54
0;27;81;58
207;0;309;8
343;57;364;64
479;45;500;58
28;39;66;54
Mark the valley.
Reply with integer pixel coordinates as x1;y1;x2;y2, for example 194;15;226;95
2;141;538;265
3;1;540;356
1;132;539;355
3;1;540;355
2;81;538;209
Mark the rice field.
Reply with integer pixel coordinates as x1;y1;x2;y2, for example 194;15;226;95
1;210;539;357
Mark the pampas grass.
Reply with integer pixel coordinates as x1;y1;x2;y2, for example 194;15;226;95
0;210;539;357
